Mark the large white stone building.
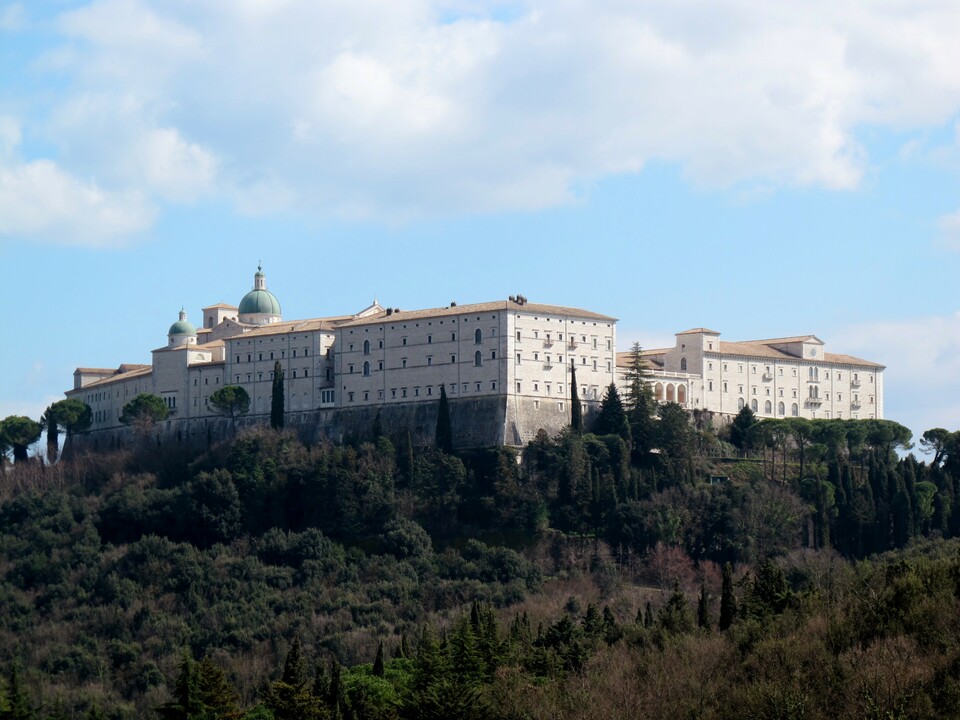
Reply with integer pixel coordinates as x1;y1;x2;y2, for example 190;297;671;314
616;328;885;421
66;268;884;448
67;267;618;447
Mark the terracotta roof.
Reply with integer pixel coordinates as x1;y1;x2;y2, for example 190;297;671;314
237;317;342;338
340;300;616;327
203;303;238;309
73;366;153;390
713;341;882;367
677;327;720;335
615;350;666;368
757;334;824;345
75;364;150;375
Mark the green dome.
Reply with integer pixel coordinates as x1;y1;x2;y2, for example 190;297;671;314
168;318;196;336
238;289;281;316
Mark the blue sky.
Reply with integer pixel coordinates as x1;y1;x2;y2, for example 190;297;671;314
2;0;960;448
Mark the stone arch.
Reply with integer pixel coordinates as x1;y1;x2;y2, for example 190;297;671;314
666;383;675;402
764;400;772;414
655;382;664;402
677;385;687;404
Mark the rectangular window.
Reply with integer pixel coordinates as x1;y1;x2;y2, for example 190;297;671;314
491;381;497;390
292;370;297;378
402;388;407;398
402;358;407;368
427;387;433;396
451;355;456;364
451;332;456;341
427;335;432;344
304;369;309;377
236;355;240;363
363;391;369;401
516;382;521;392
293;349;297;357
491;350;497;360
348;392;355;402
516;353;521;364
708;381;713;391
349;364;354;373
427;356;432;366
516;331;521;341
476;382;481;391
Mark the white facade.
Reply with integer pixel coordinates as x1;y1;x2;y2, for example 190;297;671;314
66;270;885;443
66;269;617;444
618;328;885;421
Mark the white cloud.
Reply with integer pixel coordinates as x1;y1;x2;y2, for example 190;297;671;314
138;128;217;202
840;312;960;439
0;153;154;245
937;210;960;251
7;0;960;237
0;3;25;32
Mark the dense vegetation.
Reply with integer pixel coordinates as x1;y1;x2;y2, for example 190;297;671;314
3;371;960;718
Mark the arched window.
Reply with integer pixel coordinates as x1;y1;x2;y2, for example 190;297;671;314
751;399;758;412
655;383;664;401
778;401;785;416
791;403;799;416
363;340;370;355
680;357;687;371
363;361;370;376
475;328;482;344
474;350;482;367
764;400;772;414
677;385;686;404
666;384;675;402
738;397;745;410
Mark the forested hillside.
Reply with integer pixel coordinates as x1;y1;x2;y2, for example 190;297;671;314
2;377;960;719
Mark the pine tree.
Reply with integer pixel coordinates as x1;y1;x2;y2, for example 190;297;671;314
595;383;629;440
643;601;654;629
1;664;32;720
264;639;319;720
624;343;656;464
156;652;202;720
270;360;285;429
197;657;241;720
436;384;453;453
570;360;582;433
719;562;737;631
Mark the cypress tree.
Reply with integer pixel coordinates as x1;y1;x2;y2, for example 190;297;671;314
570;359;582;433
436;384;453;453
697;582;712;630
270;360;284;429
719;562;737;631
372;641;385;678
643;601;654;629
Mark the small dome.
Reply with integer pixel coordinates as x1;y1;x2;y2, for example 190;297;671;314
168;310;196;337
238;289;282;315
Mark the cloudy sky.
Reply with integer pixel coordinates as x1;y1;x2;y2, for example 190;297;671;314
2;0;959;448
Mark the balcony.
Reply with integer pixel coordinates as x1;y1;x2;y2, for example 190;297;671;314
806;377;820;384
851;399;862;409
543;339;554;348
762;372;773;381
568;341;578;350
805;396;823;406
850;378;862;388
